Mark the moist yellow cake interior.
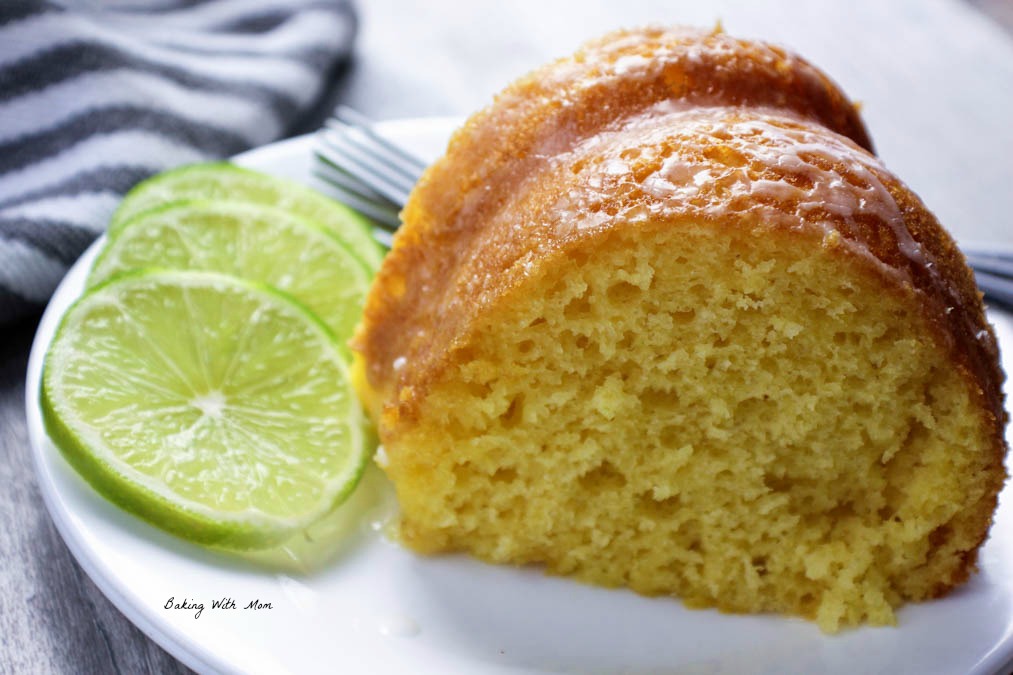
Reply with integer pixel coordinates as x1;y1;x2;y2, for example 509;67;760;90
382;223;996;633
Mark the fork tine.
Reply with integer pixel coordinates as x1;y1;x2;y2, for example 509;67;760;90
372;228;395;249
322;123;420;193
972;270;1013;310
964;251;1013;279
961;249;1013;309
314;147;394;206
312;164;401;230
334;106;429;174
318;129;415;205
332;126;424;187
325;119;425;186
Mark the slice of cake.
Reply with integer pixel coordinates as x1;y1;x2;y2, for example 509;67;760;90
351;26;1008;632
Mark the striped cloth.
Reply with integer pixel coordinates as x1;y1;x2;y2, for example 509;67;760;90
0;0;357;323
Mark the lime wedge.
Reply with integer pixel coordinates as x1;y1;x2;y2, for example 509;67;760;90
40;270;369;549
89;201;371;353
109;163;384;270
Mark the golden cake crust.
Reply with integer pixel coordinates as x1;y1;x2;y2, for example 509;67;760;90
352;25;1005;468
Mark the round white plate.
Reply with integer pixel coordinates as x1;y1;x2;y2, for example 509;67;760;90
26;118;1013;675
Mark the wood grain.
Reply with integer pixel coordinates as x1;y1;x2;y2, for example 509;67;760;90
1;1;1011;673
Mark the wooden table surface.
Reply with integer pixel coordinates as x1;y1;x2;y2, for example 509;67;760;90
2;1;1012;673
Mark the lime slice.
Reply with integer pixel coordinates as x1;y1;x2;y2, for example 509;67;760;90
89;201;371;352
40;270;369;549
109;162;384;270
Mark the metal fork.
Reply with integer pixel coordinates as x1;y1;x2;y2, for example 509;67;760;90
314;106;1013;309
314;106;424;240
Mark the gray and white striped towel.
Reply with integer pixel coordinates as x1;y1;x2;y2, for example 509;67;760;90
0;0;357;324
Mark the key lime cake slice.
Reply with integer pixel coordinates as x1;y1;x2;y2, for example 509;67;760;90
351;26;1008;632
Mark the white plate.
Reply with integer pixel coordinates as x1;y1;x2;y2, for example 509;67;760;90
25;118;1013;675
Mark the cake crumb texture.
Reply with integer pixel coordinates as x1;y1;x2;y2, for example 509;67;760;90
384;226;1002;632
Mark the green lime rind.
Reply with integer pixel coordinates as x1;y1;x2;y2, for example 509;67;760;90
109;162;384;270
88;200;373;355
40;269;371;550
